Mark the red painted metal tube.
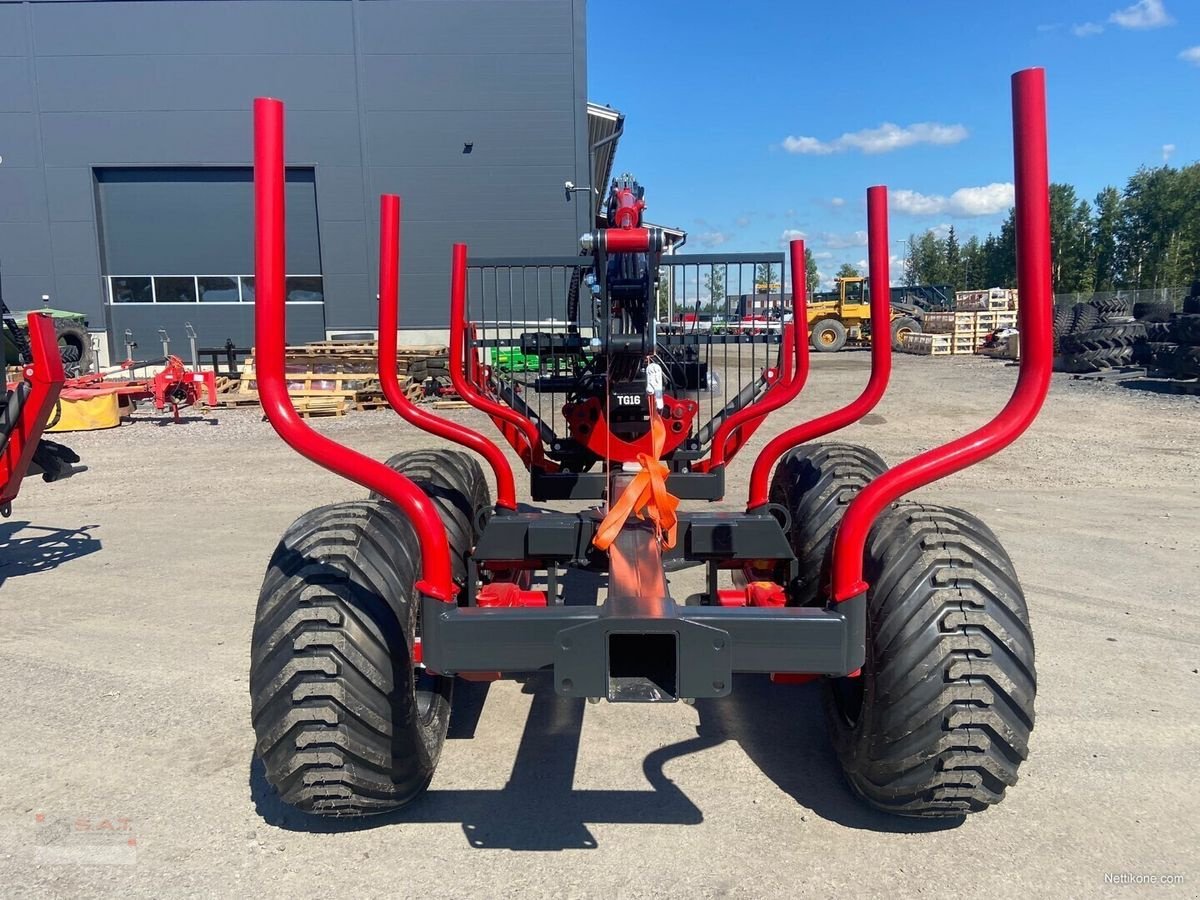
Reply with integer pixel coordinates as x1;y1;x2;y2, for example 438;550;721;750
446;243;547;470
707;238;810;468
602;228;652;253
252;97;454;602
829;68;1053;602
376;194;518;510
1;313;66;507
746;188;893;510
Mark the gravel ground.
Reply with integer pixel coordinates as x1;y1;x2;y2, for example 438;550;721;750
1;352;1197;898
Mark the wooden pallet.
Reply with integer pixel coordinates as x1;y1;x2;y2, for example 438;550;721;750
955;288;1019;312
924;310;1017;336
899;333;953;355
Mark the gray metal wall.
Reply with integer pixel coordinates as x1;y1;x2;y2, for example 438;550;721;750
0;0;590;351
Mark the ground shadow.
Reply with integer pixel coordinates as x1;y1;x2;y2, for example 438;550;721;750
1119;377;1198;396
250;672;708;848
129;414;220;426
693;675;960;834
0;520;102;588
250;669;957;846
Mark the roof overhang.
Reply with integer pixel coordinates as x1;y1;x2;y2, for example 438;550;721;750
587;102;623;198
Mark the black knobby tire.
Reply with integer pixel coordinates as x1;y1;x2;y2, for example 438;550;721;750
250;501;451;816
768;443;887;607
371;448;491;588
1057;322;1145;353
1132;300;1174;323
824;503;1036;818
1168;314;1200;345
1088;296;1131;320
1051;303;1073;349
1060;346;1134;372
1067;303;1099;335
1145;341;1178;370
890;316;920;351
1145;321;1173;341
811;319;847;353
52;321;91;372
1174;345;1200;378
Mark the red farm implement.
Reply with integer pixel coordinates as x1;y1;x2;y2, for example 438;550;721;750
63;354;217;423
1;299;81;516
248;69;1052;819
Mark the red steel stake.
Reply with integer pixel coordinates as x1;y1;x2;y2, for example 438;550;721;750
252;97;454;602
829;68;1054;602
746;187;893;510
376;194;518;510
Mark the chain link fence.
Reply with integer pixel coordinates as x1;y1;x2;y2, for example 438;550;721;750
1052;286;1189;310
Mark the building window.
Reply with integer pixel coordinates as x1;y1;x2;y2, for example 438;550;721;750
109;276;154;303
198;276;240;302
285;276;324;303
153;276;197;303
108;275;322;305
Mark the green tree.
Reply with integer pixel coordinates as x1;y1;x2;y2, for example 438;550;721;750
944;226;961;290
703;264;725;310
834;262;861;280
805;247;820;294
962;235;983;290
1049;183;1094;292
656;267;670;318
754;262;779;293
911;231;943;285
1092;186;1122;290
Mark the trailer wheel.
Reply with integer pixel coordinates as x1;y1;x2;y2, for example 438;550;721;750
250;500;449;816
372;448;491;588
811;319;847;353
769;443;887;606
824;503;1036;818
889;316;920;350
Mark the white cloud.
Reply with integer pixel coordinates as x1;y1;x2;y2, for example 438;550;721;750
813;251;833;260
820;230;869;249
1109;0;1173;29
697;231;728;248
735;215;752;228
779;229;808;246
1180;46;1200;65
829;197;846;207
1072;22;1104;36
1163;143;1176;162
891;182;1015;217
781;122;968;155
930;223;953;239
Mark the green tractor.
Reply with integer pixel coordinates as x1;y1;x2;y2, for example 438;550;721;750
2;303;93;376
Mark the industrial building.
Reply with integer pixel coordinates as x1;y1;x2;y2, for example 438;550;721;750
0;0;594;358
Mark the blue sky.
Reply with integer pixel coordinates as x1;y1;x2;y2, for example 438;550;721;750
588;0;1199;287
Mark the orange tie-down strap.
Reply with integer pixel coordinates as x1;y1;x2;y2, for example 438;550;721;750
592;402;680;552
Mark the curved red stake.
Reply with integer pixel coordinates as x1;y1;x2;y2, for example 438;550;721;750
446;243;547;470
252;97;454;602
747;187;893;510
705;238;811;469
829;68;1054;602
376;195;518;510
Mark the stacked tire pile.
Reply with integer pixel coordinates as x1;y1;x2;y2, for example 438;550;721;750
404;352;457;399
1053;297;1144;373
1138;287;1200;381
1053;285;1200;380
